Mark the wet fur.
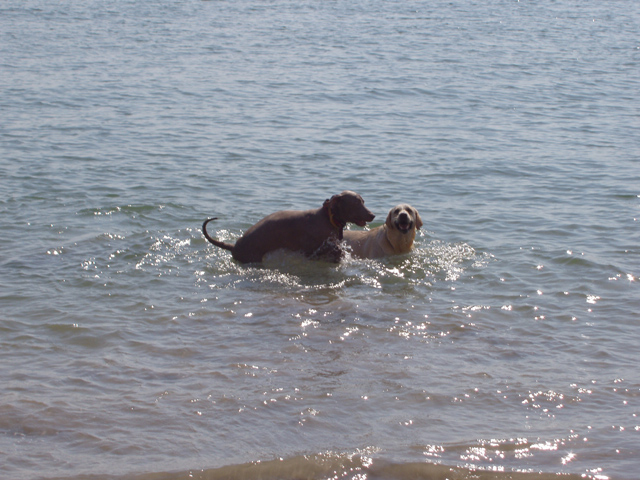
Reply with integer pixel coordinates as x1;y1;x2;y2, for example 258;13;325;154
343;204;422;259
203;191;375;263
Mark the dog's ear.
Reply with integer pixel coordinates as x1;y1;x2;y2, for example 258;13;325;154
385;208;395;227
324;193;342;211
414;208;423;230
325;193;347;226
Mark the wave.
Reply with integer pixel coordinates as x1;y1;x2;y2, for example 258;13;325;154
49;450;590;480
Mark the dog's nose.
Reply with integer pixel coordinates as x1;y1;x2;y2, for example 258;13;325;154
398;212;410;222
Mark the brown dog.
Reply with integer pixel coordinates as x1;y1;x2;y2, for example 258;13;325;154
203;191;375;263
343;204;422;259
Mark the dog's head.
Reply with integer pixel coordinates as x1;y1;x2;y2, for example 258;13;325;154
385;204;422;235
324;191;375;227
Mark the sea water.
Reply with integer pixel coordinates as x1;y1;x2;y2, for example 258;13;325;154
1;0;639;479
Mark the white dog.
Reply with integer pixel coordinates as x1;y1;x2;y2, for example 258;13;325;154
343;204;422;259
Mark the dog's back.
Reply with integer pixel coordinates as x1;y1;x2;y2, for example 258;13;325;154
343;227;390;259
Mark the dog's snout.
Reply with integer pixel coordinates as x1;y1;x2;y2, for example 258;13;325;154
361;204;375;222
398;211;410;222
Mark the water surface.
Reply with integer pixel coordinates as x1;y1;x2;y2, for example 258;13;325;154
1;1;639;479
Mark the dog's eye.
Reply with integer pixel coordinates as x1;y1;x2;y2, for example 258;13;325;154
394;208;401;215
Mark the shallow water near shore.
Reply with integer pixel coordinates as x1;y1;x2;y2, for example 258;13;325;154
1;0;639;479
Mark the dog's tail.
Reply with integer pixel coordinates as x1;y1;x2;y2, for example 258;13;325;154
202;218;235;251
